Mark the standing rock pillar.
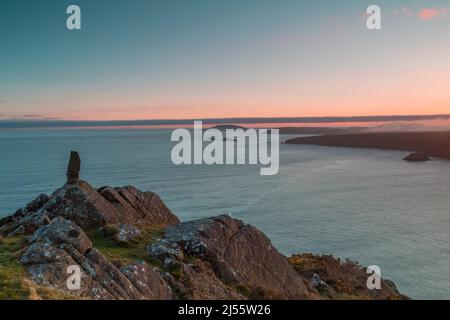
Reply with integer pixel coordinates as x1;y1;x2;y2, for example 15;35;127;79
67;151;81;183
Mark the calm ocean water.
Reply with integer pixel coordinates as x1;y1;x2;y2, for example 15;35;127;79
1;128;450;299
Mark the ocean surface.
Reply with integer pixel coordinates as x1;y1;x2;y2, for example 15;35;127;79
1;128;450;299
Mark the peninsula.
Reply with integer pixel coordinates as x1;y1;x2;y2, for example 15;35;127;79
285;131;450;160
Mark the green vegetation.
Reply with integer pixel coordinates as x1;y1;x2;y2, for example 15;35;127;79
0;234;84;300
0;235;29;299
87;224;163;267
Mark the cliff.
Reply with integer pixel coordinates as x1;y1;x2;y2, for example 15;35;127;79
0;152;407;300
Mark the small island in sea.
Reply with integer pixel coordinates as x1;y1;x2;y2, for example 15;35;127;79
0;152;407;300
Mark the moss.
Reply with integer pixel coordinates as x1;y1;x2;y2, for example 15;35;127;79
0;235;29;300
34;286;82;300
101;224;120;237
235;285;253;298
168;264;183;279
87;224;163;267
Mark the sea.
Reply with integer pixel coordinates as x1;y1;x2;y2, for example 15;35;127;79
1;128;450;299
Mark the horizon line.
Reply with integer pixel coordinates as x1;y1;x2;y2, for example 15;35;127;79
1;113;450;129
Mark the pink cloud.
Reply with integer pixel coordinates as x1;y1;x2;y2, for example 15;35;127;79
418;7;448;20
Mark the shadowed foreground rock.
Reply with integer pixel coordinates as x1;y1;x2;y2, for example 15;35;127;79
149;215;316;299
403;152;431;162
0;152;408;300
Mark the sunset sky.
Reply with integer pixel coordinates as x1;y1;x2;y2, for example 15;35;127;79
1;0;450;121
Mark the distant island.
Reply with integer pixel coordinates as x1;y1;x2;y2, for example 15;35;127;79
285;131;450;160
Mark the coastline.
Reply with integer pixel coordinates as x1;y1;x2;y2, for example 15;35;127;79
285;131;450;160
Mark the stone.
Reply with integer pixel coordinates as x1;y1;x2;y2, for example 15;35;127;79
20;218;172;300
31;180;179;229
147;240;184;269
115;224;141;244
403;152;431;162
25;194;50;213
158;214;316;299
98;186;180;227
67;151;81;183
119;261;172;299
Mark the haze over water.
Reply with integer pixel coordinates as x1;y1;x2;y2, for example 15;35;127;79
1;128;449;299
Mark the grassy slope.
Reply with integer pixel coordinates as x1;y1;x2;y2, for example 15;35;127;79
0;224;164;300
0;235;29;299
86;224;164;267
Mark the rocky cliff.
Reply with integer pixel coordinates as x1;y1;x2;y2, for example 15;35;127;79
0;152;407;300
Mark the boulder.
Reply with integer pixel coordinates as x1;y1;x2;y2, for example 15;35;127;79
147;239;184;269
403;152;431;162
6;152;180;229
24;180;179;229
115;224;141;244
20;217;172;300
153;214;316;299
119;262;172;299
98;186;179;227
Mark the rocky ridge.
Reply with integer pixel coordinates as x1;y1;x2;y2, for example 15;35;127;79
0;152;407;300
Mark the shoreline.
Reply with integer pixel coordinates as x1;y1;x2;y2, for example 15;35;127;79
285;131;450;160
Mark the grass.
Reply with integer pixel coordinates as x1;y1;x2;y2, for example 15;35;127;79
0;224;164;300
0;235;80;300
0;235;29;299
86;224;164;267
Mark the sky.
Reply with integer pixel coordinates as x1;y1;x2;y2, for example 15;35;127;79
1;0;450;121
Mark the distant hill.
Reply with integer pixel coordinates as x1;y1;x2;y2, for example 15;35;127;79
278;127;364;135
209;124;247;131
285;131;450;160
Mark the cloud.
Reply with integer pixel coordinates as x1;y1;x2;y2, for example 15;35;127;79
393;5;449;20
19;114;43;118
418;7;449;20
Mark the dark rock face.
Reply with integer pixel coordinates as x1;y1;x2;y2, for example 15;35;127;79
67;151;81;183
150;215;317;299
20;218;172;300
403;152;431;162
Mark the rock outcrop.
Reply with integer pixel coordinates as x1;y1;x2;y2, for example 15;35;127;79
149;215;316;299
1;179;180;234
0;151;408;300
67;151;81;183
20;217;172;300
403;152;431;162
289;254;408;300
